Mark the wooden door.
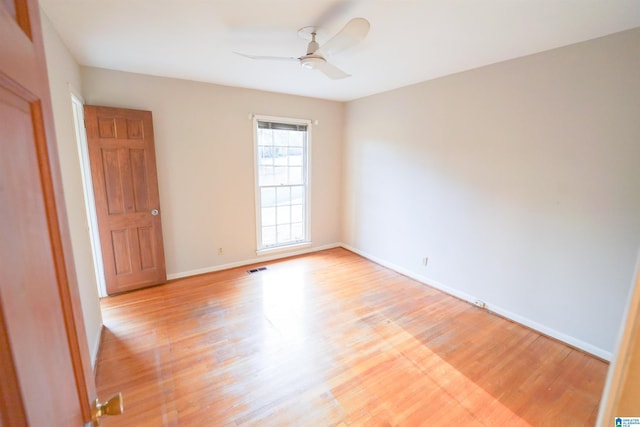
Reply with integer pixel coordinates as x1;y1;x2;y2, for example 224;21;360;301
0;0;96;426
84;105;167;295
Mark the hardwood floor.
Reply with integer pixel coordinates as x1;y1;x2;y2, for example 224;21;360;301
96;248;608;426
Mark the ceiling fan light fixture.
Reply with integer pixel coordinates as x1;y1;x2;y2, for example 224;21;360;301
300;55;326;70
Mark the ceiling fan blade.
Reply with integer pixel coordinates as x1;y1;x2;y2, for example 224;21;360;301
316;17;370;57
234;52;298;61
316;61;351;80
313;1;354;28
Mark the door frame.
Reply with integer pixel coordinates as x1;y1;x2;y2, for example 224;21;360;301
69;90;107;297
597;253;640;423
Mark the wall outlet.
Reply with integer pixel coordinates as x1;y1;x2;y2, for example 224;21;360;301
474;300;487;309
422;257;429;266
218;247;223;255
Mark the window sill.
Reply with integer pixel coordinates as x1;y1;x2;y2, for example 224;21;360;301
256;241;311;256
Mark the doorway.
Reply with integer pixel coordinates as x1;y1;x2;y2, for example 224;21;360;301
70;99;167;296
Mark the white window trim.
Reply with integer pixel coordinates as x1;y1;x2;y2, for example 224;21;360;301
253;114;312;254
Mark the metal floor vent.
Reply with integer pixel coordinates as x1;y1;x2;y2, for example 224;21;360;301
247;266;267;274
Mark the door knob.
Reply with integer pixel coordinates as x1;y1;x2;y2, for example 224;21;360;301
92;392;124;426
151;209;159;216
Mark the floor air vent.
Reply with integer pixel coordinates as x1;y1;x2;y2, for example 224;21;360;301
247;267;267;274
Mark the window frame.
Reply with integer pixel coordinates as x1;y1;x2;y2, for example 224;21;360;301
253;115;311;253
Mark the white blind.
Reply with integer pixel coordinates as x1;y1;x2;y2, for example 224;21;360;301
258;121;307;132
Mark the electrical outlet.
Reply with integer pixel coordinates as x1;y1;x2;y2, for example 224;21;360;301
422;257;429;266
474;300;487;309
218;247;223;255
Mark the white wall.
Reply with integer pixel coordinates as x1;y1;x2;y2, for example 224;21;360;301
40;11;103;366
43;14;639;361
342;28;640;359
81;68;344;278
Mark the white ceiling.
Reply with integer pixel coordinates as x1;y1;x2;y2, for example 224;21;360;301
40;0;640;102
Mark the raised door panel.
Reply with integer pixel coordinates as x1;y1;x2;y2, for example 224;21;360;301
2;0;16;18
101;148;126;214
130;148;150;212
138;226;157;270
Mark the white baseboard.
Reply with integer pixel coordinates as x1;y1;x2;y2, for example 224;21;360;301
340;243;613;361
487;301;612;361
163;242;611;360
166;243;341;281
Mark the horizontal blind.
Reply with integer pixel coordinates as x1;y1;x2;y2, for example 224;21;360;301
258;121;307;132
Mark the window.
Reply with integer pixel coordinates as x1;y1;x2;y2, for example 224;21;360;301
254;116;310;251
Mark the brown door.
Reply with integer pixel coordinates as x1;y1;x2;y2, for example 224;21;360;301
0;0;96;426
84;105;167;295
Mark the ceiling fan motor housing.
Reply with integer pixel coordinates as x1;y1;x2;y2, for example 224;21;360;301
300;55;326;70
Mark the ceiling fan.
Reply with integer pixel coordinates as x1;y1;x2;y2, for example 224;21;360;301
234;18;370;80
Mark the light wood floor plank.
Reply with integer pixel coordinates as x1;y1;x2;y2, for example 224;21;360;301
96;248;608;426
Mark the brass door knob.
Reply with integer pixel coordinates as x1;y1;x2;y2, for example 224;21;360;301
92;392;124;426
